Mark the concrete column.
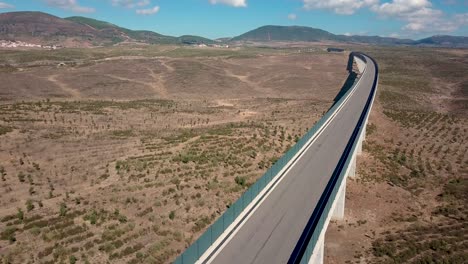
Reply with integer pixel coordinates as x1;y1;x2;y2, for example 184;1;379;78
349;156;356;178
309;235;324;264
361;123;367;141
356;138;362;155
332;180;346;220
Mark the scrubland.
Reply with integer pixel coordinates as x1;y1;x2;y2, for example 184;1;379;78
0;45;346;263
325;47;468;264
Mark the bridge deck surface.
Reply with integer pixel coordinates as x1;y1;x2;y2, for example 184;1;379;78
209;57;376;264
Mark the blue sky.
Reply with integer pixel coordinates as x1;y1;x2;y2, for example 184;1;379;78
0;0;467;39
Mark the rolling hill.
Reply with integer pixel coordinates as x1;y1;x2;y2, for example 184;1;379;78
0;12;466;48
64;16;178;44
415;35;468;48
231;25;338;42
0;11;101;46
231;25;467;47
0;11;214;47
232;25;416;45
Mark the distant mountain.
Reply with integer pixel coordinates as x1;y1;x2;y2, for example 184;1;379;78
65;16;118;30
343;35;415;45
177;35;215;45
415;35;468;48
232;25;468;47
65;16;177;44
232;25;338;42
215;37;232;43
0;11;101;46
231;25;415;45
1;12;467;48
0;11;213;47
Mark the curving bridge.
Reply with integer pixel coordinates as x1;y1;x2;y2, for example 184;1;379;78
175;52;379;264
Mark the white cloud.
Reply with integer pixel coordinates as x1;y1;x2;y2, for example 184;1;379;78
44;0;95;13
288;13;297;20
454;13;468;24
209;0;247;8
111;0;150;8
372;0;468;33
302;0;378;15
0;2;13;9
136;5;160;15
371;0;432;17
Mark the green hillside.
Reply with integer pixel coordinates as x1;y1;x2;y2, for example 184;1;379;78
64;16;213;45
231;25;417;46
2;12;466;47
178;35;216;44
232;25;340;42
65;16;118;30
416;35;468;47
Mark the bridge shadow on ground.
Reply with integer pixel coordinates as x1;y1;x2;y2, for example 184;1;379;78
330;71;358;109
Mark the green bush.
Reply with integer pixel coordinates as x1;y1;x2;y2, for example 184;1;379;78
59;203;67;217
169;211;175;220
17;208;24;221
18;172;25;183
235;176;247;187
26;199;34;212
1;227;17;243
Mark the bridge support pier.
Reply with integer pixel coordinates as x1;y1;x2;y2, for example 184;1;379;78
332;179;346;220
308;55;375;264
348;156;356;178
309;234;324;264
361;123;367;141
356;137;362;154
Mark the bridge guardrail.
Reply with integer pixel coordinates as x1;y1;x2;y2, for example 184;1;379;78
292;53;378;264
174;52;371;264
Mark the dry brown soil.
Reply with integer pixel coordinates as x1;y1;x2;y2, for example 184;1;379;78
325;47;468;264
0;45;348;264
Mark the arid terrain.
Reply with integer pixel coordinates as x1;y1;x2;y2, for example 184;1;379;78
0;44;466;264
0;45;349;263
325;47;468;263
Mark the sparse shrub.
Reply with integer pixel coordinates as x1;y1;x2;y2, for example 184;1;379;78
30;226;41;236
235;176;247;187
27;174;33;184
118;215;127;223
85;210;98;225
17;208;24;221
0;166;6;181
26;199;34;212
0;125;13;135
169;211;175;220
32;162;40;171
1;227;17;243
59;203;67;217
18;172;25;183
192;216;211;232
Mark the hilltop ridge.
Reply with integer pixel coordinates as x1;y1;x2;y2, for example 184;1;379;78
0;12;467;48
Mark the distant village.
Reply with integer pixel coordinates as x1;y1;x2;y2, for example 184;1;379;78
0;39;229;49
0;40;60;50
188;43;230;48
